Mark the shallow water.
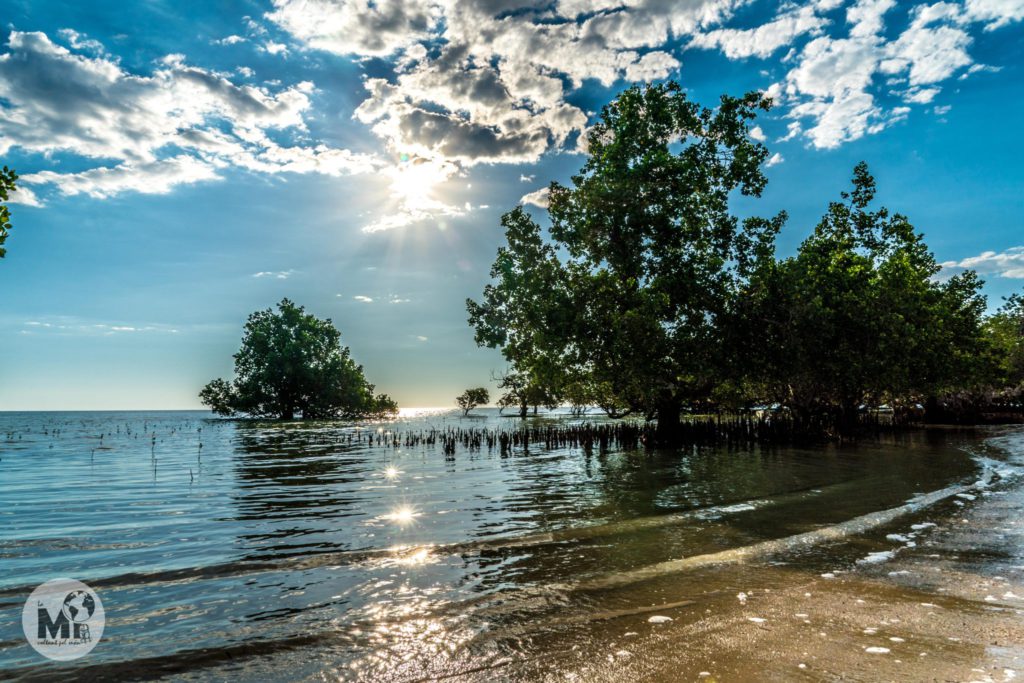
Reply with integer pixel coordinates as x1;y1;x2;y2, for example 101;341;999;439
0;409;1012;680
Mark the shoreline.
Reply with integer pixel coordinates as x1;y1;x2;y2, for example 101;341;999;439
487;428;1024;682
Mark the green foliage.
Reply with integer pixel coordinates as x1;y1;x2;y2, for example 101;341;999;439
469;84;1021;433
985;293;1024;389
738;162;988;420
468;83;780;437
456;387;490;416
200;299;397;420
0;166;18;259
494;370;558;417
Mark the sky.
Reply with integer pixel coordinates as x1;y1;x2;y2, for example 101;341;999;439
1;0;1023;410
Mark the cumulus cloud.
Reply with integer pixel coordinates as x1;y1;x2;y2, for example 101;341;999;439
6;0;1023;226
0;31;377;202
772;0;1010;148
264;0;1024;179
941;247;1024;279
964;0;1024;28
272;0;711;185
353;295;374;302
520;187;550;208
267;0;439;57
5;185;42;207
690;5;829;59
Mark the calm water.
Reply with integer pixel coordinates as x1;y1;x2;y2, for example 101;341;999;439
0;409;1010;680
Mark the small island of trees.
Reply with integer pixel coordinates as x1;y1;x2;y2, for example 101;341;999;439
200;298;397;420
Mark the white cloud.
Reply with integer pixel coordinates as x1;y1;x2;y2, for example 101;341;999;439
690;5;829;59
520;187;550;209
941;247;1024;279
766;152;785;167
214;35;247;46
6;0;1023;219
772;0;998;149
23;156;220;199
267;0;439;57
5;185;42;207
964;0;1024;28
253;269;294;279
353;295;374;303
265;0;1023;174
260;41;289;56
0;31;377;202
19;317;181;336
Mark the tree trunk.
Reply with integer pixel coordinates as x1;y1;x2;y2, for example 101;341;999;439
839;399;859;436
654;398;682;445
519;401;528;418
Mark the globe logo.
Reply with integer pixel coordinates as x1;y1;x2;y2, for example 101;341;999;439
22;578;105;661
62;590;96;624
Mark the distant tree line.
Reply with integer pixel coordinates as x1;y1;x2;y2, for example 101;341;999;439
468;82;1023;442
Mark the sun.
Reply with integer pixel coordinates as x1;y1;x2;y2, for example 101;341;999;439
385;155;455;213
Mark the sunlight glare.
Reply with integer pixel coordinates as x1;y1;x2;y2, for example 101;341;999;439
385;156;457;215
385;505;420;525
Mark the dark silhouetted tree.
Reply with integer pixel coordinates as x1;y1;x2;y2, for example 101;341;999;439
200;299;397;420
456;387;490;416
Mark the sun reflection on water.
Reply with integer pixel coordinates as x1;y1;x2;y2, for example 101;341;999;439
384;505;420;525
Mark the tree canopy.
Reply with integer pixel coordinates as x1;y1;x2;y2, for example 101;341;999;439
985;294;1024;390
468;82;782;440
736;162;988;426
0;166;18;259
200;299;397;420
468;83;1016;437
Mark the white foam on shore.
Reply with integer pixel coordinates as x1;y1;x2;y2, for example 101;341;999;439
859;550;896;565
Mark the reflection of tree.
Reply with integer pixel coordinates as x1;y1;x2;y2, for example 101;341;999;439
230;423;370;557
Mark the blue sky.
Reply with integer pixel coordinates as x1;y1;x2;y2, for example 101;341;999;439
1;0;1022;410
